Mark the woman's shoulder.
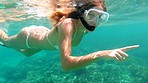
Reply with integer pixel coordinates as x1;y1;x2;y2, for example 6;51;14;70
58;18;76;27
61;18;74;24
55;18;75;32
53;18;77;31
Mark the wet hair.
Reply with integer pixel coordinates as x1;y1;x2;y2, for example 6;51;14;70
48;0;106;25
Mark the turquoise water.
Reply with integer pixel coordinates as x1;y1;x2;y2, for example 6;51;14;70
0;0;148;83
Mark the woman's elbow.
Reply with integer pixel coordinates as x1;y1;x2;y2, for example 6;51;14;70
61;58;80;71
62;64;70;71
62;63;82;71
61;61;72;71
61;58;75;71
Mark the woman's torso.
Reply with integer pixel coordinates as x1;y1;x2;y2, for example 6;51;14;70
19;18;87;50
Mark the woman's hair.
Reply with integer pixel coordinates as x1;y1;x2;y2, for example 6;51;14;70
48;0;106;25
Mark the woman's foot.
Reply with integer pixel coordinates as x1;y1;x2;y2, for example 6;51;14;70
0;42;6;47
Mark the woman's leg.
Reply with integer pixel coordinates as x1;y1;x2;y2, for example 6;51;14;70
0;29;9;46
0;29;20;48
0;28;28;49
0;29;41;56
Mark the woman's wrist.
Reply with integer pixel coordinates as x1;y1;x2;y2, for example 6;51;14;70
94;51;107;59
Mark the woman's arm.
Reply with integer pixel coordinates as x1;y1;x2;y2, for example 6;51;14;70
58;19;139;71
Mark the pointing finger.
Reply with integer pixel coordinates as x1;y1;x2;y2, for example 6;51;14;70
120;45;139;52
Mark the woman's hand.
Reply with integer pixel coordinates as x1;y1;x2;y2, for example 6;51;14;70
101;45;139;61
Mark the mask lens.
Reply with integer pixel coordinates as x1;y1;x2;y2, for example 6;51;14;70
85;8;109;26
86;11;101;21
97;13;109;24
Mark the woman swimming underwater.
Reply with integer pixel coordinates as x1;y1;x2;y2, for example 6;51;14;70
0;0;139;71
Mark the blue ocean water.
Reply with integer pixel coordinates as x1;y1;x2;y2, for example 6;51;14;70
0;0;148;83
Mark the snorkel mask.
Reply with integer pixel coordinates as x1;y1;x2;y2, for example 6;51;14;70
75;3;109;31
84;7;109;26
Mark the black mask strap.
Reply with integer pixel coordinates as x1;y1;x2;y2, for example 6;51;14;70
78;16;95;31
76;4;96;31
